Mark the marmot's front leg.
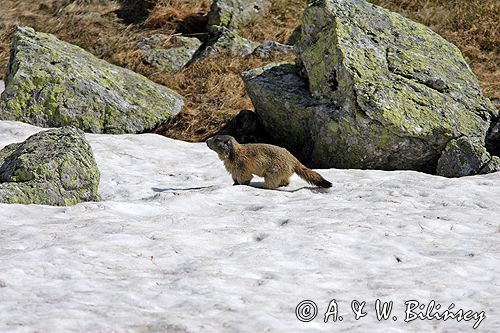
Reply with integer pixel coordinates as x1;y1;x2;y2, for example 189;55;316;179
233;172;253;186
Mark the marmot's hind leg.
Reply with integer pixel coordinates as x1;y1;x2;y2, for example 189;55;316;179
264;173;284;189
279;178;290;187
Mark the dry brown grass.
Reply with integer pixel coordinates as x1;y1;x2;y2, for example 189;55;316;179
0;0;498;142
153;54;294;141
239;0;307;43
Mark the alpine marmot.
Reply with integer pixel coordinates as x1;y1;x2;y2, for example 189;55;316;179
206;135;332;189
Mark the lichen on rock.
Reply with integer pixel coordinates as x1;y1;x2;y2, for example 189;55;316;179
0;127;100;206
243;0;498;177
0;27;184;134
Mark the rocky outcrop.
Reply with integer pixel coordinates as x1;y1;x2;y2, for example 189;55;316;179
207;0;271;29
243;0;498;177
138;34;202;73
0;27;183;134
0;127;100;206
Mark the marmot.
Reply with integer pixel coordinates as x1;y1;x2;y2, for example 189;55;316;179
206;135;332;189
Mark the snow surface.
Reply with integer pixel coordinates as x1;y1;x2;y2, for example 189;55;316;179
0;80;4;94
0;121;499;333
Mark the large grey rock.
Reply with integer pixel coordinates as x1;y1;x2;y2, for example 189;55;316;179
207;0;271;29
0;127;100;206
243;0;498;177
138;34;202;73
0;27;184;134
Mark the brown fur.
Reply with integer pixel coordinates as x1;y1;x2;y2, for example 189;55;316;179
206;135;332;189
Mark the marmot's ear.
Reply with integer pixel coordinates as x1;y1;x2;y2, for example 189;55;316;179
221;140;233;159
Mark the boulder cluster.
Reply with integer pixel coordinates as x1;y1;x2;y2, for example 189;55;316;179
0;0;498;205
243;0;499;177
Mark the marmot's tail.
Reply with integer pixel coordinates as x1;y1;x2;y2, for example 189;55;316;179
294;163;332;188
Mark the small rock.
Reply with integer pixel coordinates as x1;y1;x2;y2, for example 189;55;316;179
138;34;202;73
251;41;294;59
208;0;271;29
197;26;259;59
479;156;500;175
436;137;491;177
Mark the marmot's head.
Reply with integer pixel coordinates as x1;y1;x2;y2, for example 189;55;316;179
206;135;238;160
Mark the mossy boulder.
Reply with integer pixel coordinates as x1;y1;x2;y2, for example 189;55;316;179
207;0;271;29
138;34;202;73
243;0;498;177
0;127;100;206
0;27;183;134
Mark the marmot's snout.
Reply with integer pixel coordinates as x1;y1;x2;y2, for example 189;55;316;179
206;135;235;159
